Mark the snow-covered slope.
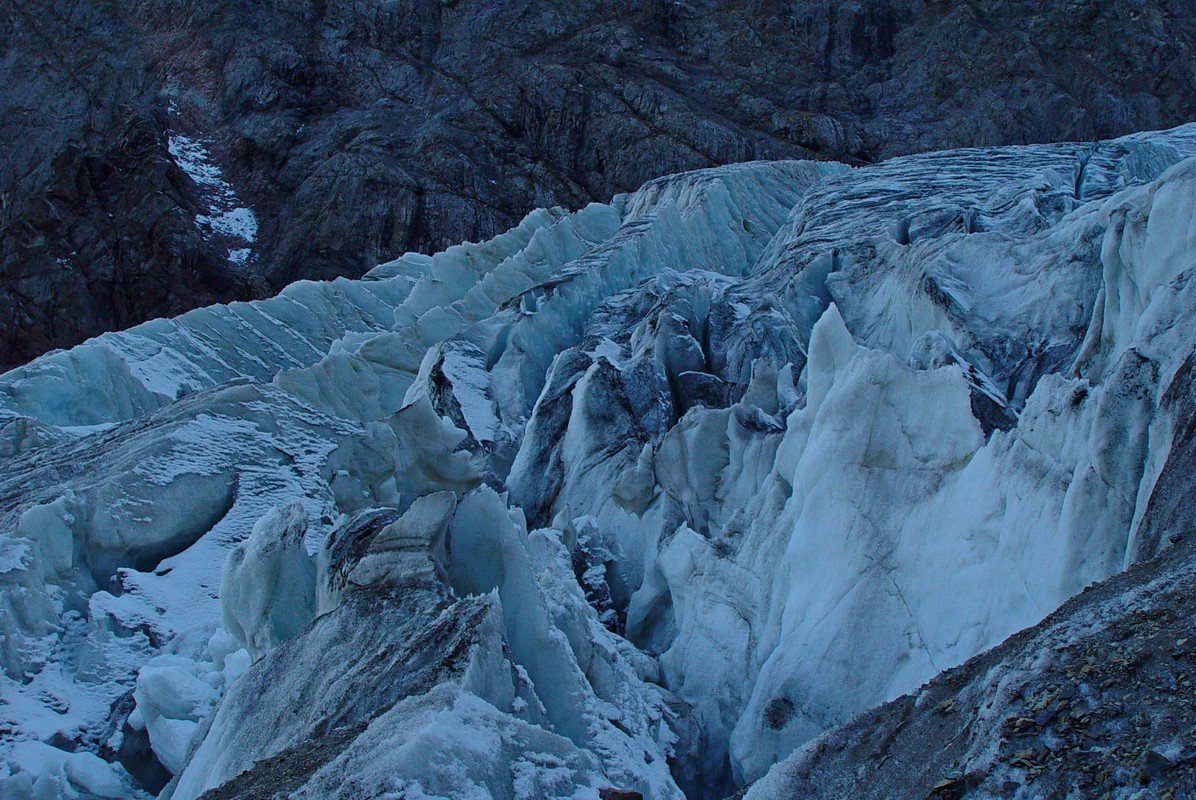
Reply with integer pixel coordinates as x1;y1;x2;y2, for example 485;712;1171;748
0;126;1193;799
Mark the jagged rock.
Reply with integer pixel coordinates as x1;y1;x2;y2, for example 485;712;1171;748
3;0;1194;366
600;789;645;800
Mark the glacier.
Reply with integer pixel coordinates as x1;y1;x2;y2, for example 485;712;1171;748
0;125;1194;799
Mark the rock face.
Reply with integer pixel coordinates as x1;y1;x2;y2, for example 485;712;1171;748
0;2;265;370
2;0;1194;368
0;126;1194;798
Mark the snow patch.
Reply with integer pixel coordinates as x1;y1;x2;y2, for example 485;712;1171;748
167;132;258;269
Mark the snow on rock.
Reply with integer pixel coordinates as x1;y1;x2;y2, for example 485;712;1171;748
167;132;259;270
0;125;1193;798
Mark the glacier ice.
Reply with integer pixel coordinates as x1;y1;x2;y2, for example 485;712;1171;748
219;502;316;659
0;125;1194;798
168;494;679;800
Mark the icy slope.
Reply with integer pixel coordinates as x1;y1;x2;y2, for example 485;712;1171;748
0;126;1194;799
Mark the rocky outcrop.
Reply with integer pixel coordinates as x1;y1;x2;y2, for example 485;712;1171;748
2;0;1193;367
0;2;267;370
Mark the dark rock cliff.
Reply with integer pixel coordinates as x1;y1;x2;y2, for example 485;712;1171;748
2;0;1193;367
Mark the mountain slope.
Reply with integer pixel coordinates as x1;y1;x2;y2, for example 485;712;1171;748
2;0;1193;367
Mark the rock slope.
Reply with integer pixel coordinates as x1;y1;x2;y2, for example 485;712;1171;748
744;535;1196;800
0;125;1193;798
3;0;1194;367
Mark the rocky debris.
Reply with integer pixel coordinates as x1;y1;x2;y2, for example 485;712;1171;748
743;533;1196;800
600;789;646;800
2;0;1194;367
